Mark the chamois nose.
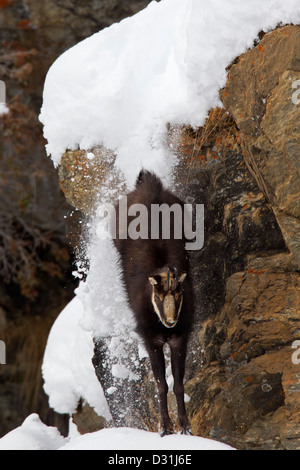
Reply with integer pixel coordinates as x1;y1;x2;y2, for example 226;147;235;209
166;319;176;328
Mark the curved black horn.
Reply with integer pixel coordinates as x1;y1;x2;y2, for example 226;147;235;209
167;267;170;290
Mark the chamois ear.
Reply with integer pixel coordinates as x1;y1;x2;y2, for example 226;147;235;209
149;276;158;286
178;272;187;283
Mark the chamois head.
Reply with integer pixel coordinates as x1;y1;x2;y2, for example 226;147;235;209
148;267;187;328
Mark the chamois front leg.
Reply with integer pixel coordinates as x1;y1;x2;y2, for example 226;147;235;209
146;340;174;437
169;335;192;435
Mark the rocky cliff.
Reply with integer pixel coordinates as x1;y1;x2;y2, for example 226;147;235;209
58;25;300;450
186;25;300;450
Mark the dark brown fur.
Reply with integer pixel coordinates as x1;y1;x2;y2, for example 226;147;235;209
114;170;194;435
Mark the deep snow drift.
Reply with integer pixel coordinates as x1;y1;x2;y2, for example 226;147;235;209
0;415;66;451
42;296;111;420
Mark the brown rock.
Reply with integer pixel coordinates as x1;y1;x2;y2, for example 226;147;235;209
221;25;300;266
58;146;126;213
187;260;300;449
72;401;107;435
179;26;300;450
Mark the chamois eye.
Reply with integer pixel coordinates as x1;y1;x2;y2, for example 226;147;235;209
175;291;182;301
155;293;163;302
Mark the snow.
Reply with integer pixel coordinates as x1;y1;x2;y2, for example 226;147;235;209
0;415;234;450
42;296;111;420
39;0;300;186
74;233;143;385
60;427;235;451
0;414;66;451
75;235;136;339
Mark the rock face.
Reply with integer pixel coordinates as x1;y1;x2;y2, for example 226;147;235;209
221;25;300;268
58;147;125;213
185;26;300;450
55;26;299;449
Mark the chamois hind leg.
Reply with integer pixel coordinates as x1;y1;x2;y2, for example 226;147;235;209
169;335;192;435
146;341;174;437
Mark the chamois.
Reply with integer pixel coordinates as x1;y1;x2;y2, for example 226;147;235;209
114;170;194;436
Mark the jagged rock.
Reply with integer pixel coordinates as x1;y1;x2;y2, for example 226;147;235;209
92;339;159;432
184;25;300;450
72;401;107;435
187;258;300;449
58;146;126;213
221;25;300;267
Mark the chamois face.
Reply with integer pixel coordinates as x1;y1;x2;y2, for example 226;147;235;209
149;268;187;328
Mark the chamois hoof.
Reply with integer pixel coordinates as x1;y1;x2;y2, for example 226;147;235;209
159;429;173;437
159;428;174;437
180;426;193;436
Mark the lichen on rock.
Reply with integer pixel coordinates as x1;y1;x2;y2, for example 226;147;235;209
58;146;126;213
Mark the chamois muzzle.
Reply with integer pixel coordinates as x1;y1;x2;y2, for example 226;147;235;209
149;267;186;328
